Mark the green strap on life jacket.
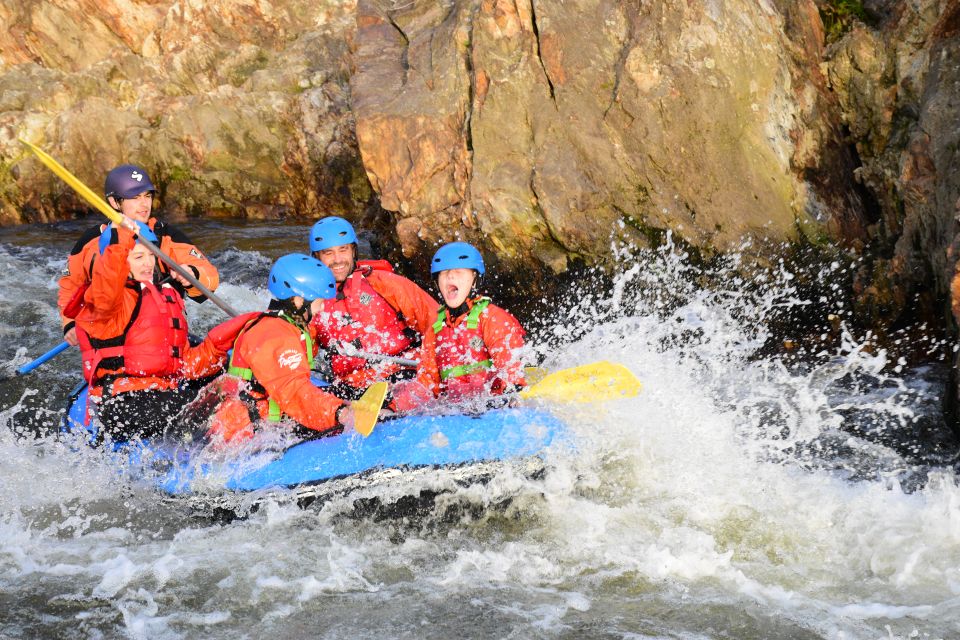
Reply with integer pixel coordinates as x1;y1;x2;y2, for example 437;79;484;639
440;359;493;381
227;312;314;422
434;298;492;381
432;297;490;333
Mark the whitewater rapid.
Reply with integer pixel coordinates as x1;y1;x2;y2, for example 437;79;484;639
0;221;958;639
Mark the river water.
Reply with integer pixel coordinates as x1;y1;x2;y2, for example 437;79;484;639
0;220;958;639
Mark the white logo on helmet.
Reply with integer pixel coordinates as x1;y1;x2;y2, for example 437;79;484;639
277;349;303;369
131;171;143;182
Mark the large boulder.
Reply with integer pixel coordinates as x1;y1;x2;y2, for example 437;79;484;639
350;0;869;274
0;0;370;225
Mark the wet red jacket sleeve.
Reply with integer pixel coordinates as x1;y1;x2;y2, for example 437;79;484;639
181;312;263;380
58;224;106;333
76;229;139;341
481;303;526;389
179;339;229;380
417;326;441;393
366;270;440;391
239;318;346;434
366;270;438;337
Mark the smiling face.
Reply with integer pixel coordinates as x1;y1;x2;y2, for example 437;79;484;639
437;268;476;308
108;191;154;223
127;243;156;282
314;244;355;283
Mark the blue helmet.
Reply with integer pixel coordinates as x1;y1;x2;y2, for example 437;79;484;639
309;216;358;252
268;254;337;301
430;242;485;276
104;164;155;200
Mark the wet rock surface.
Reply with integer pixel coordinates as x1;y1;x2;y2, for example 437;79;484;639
0;0;369;225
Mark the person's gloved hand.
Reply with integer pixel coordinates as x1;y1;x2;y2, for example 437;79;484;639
388;379;434;413
205;312;260;352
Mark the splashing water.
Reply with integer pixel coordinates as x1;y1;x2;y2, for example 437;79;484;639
0;222;958;639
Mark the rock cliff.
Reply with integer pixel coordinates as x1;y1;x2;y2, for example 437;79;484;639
0;0;369;224
826;1;960;333
350;0;869;275
2;0;960;343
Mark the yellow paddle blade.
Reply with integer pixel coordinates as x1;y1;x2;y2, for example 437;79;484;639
523;366;548;385
519;361;641;403
352;381;388;437
20;139;123;225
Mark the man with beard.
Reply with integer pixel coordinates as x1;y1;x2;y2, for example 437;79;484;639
308;216;436;411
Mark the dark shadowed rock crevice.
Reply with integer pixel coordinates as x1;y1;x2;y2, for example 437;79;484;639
825;2;960;337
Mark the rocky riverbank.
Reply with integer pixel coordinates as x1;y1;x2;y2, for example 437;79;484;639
2;0;960;364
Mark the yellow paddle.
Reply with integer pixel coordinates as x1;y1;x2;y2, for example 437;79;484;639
351;362;637;436
20;139;240;317
523;366;548;385
352;381;388;437
519;361;641;403
22;140;126;225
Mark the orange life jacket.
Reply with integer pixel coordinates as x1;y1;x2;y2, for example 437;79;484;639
205;313;343;445
225;312;313;423
77;281;189;389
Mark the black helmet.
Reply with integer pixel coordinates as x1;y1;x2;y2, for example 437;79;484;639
104;164;156;200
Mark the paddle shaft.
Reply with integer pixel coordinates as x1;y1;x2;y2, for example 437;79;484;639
334;341;418;368
137;234;239;317
15;341;70;375
21;140;240;318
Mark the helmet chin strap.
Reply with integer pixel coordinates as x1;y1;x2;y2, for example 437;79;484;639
294;296;321;326
470;273;481;298
300;299;314;324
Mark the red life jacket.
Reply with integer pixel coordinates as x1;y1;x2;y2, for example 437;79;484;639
433;297;493;398
77;281;189;387
316;264;415;379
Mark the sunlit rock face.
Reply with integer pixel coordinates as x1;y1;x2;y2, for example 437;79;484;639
0;0;369;225
350;0;869;273
2;0;959;328
2;2;865;261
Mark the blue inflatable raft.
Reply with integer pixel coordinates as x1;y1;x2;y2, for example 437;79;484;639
63;384;569;497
